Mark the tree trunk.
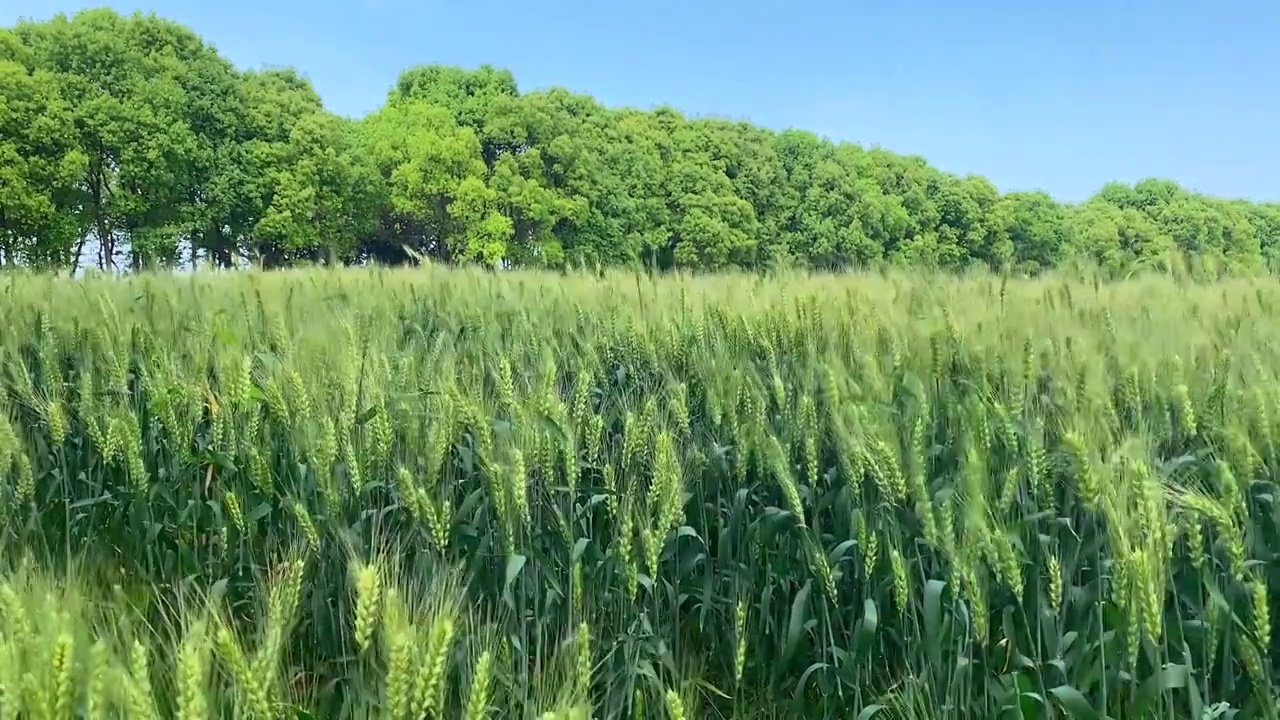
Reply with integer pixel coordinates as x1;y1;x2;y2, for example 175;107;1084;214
70;235;87;276
89;161;114;271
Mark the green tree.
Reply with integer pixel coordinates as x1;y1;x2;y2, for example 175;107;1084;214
359;99;508;265
12;9;244;269
252;113;379;266
1000;191;1074;271
0;34;84;268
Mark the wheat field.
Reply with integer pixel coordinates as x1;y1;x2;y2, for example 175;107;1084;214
0;265;1275;718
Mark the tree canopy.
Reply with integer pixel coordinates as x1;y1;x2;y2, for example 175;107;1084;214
3;8;1279;275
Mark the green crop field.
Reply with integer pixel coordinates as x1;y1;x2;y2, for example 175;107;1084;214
0;264;1276;719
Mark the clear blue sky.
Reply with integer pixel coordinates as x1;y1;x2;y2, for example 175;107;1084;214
7;0;1278;203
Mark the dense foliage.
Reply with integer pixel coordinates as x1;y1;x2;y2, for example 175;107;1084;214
0;264;1276;717
3;8;1280;275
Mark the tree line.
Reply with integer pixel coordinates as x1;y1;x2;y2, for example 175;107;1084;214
3;7;1279;275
